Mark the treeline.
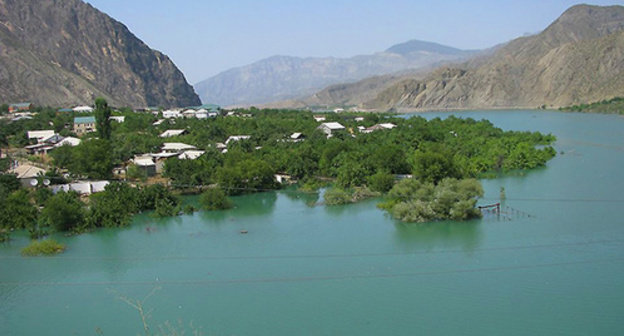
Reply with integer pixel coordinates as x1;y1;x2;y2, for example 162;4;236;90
559;97;624;114
0;175;180;242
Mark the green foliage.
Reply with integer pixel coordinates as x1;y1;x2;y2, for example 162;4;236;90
199;187;233;210
40;192;85;232
324;186;379;206
153;197;179;218
21;239;66;256
94;98;112;139
87;183;180;227
559;97;624;114
69;139;114;179
379;178;484;223
367;170;395;193
0;190;38;229
409;150;461;184
49;144;74;169
34;187;53;206
87;182;140;227
0;174;21;194
126;164;147;182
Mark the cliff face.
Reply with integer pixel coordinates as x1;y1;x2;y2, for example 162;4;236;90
0;0;200;108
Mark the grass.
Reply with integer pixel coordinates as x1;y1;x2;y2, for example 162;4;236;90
21;239;66;256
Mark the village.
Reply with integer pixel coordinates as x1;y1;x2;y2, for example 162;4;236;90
0;101;398;197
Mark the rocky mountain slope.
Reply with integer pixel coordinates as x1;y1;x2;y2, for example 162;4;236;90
0;0;200;108
296;4;624;111
194;40;477;106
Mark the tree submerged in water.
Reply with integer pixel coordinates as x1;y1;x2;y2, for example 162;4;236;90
378;178;484;223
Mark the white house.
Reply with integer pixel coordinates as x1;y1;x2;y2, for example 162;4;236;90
317;122;345;137
109;116;125;123
162;109;182;119
289;132;305;143
160;129;187;138
73;105;94;113
313;115;326;122
27;130;55;143
362;123;397;133
162;142;197;153
225;135;251;145
54;136;82;147
178;150;205;160
51;180;110;195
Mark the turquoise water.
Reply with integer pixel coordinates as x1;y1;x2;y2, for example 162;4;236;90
2;110;624;335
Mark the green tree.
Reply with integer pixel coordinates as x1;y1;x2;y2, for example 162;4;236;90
199;187;233;210
409;150;461;184
40;192;85;231
70;139;114;179
0;190;38;229
94;97;112;140
367;170;395;193
49;144;74;169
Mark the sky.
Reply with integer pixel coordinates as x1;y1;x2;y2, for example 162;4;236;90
85;0;623;84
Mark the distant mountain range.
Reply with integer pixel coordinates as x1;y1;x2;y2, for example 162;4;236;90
194;40;479;106
0;0;200;108
286;4;624;111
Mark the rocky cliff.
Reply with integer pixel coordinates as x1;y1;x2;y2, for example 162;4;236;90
0;0;200;108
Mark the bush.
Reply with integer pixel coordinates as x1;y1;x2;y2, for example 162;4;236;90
200;188;233;210
40;191;85;232
323;187;353;206
379;178;483;223
21;239;66;256
367;170;395;193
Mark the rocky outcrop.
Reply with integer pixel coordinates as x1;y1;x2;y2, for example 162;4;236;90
0;0;200;108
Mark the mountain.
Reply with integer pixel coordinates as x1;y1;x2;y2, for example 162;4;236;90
311;4;624;111
0;0;200;108
194;40;478;106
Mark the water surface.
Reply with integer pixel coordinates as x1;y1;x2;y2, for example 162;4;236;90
1;110;624;335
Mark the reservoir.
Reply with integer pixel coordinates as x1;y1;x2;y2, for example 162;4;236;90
1;110;624;335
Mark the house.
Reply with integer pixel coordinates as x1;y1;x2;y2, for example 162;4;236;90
178;150;205;160
289;132;305;143
73;105;94;113
159;129;187;138
162;142;197;153
132;156;157;177
27;130;55;143
362;123;397;134
51;180;110;195
54;136;82;147
333;108;345;113
182;109;198;118
317;122;345;137
162;109;182;118
225;135;251;145
152;119;165;126
313;115;326;122
109;116;125;123
57;108;73;113
9;164;45;187
9;103;33;113
73;116;96;135
149;152;179;173
354;117;365;122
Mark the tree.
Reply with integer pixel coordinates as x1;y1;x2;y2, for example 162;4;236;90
94;97;112;140
409;150;461;184
40;192;85;231
70;139;114;179
199;188;233;210
0;190;38;229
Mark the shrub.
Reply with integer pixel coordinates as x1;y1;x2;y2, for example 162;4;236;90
21;239;66;256
200;188;233;210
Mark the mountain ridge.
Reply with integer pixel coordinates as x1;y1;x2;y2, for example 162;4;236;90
0;0;200;108
290;4;624;111
194;39;479;106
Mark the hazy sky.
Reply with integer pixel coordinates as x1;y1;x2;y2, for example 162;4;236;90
85;0;622;84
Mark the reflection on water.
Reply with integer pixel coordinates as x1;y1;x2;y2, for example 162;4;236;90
393;220;482;252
